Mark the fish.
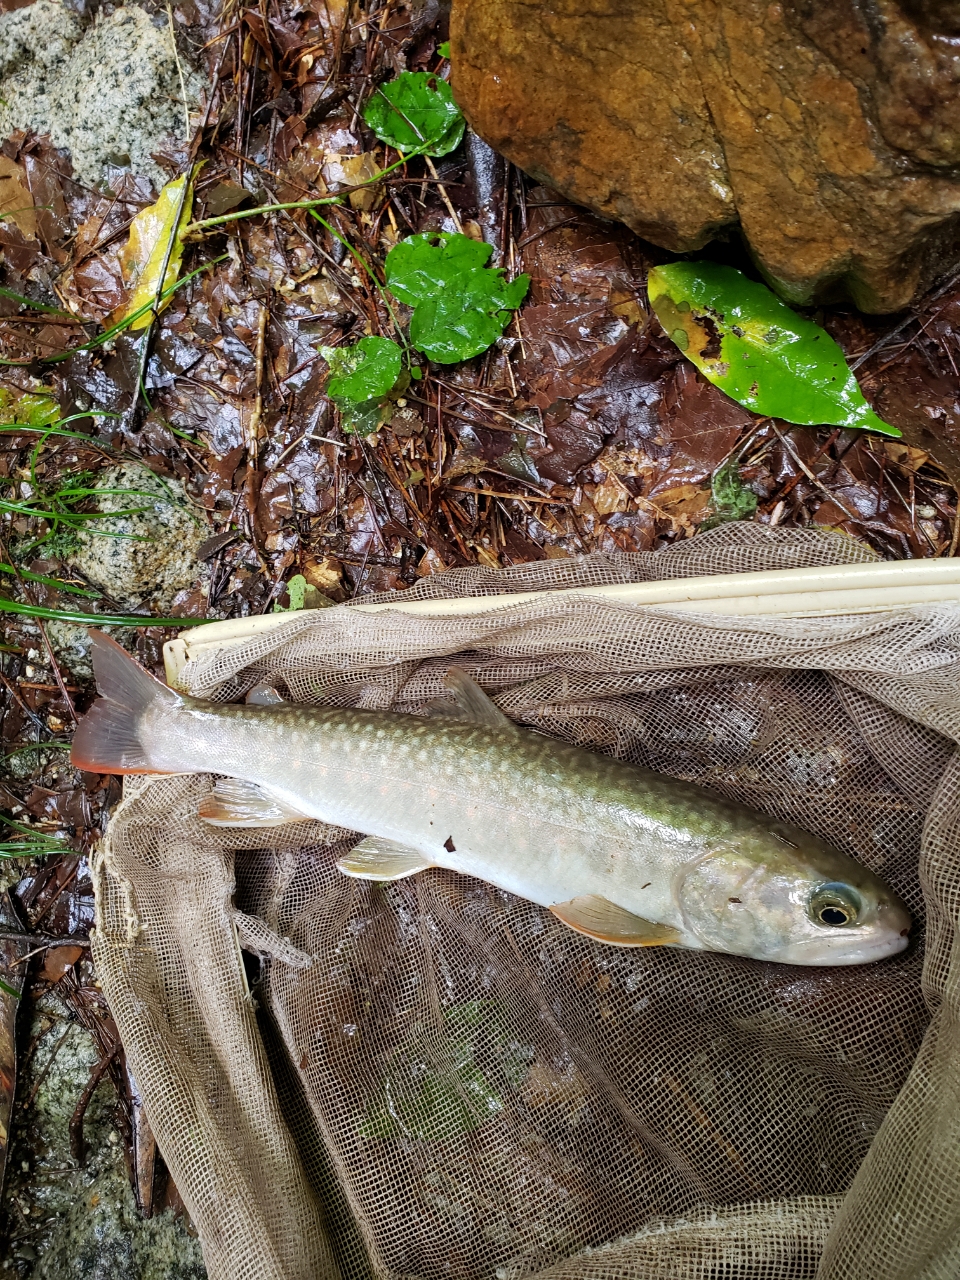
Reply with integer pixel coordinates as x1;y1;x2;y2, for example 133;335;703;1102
71;630;911;966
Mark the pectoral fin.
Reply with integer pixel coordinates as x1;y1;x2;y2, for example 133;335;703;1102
550;895;681;947
198;778;312;827
337;836;433;881
427;667;517;732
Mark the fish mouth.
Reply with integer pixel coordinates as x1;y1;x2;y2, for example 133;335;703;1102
771;928;910;967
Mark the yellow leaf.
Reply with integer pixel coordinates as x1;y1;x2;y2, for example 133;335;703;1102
883;440;929;473
321;152;381;211
116;171;195;331
0;156;37;240
589;472;633;516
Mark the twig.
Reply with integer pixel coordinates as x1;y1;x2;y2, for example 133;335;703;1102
770;423;860;524
70;1047;119;1165
445;485;567;505
425;156;463;234
166;2;192;142
247;302;268;457
851;268;960;372
21;1025;74;1111
0;926;90;948
761;427;840;512
36;621;78;724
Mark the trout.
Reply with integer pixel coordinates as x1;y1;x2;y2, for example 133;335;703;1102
72;631;911;965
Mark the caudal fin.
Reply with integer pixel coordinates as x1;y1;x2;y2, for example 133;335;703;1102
71;630;179;774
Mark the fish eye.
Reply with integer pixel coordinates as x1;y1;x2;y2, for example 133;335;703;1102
809;882;861;928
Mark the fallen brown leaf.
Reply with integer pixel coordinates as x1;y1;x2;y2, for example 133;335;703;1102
0;156;37;240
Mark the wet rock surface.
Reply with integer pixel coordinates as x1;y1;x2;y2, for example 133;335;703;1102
0;987;205;1280
451;0;960;313
0;0;202;188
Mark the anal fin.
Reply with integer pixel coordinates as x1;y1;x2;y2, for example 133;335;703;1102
337;836;432;882
550;895;681;947
199;778;312;827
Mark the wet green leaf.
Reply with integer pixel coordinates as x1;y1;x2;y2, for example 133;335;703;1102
385;232;530;363
273;573;331;612
320;335;403;434
648;262;900;438
0;388;60;429
363;71;464;157
322;335;403;402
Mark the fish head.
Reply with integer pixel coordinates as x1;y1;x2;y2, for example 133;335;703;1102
675;827;911;966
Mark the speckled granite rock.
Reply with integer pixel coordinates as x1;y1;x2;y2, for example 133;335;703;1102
450;0;960;313
0;1;203;187
68;464;207;611
0;989;206;1280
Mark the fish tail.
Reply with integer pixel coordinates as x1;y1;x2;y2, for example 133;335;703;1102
71;630;180;774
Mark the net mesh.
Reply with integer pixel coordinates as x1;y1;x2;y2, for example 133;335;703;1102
89;525;960;1280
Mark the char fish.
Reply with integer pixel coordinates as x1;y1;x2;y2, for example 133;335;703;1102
72;631;911;965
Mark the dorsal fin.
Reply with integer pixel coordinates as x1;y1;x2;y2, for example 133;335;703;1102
550;895;681;947
428;667;516;731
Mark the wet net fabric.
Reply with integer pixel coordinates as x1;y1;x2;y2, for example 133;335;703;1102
90;524;960;1280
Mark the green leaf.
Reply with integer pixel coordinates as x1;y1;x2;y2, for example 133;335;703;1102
0;388;60;429
385;232;530;363
386;232;491;305
363;71;465;158
273;574;332;612
437;41;451;59
321;336;403;402
320;336;403;435
648;262;901;438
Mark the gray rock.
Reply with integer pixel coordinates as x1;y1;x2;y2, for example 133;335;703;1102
41;622;97;683
0;1;203;188
1;987;206;1279
67;465;207;612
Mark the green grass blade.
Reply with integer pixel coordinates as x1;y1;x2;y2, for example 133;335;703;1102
0;598;209;626
0;286;74;317
0;563;100;598
0;255;228;368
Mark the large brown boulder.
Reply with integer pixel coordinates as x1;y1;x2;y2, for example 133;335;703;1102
450;0;960;313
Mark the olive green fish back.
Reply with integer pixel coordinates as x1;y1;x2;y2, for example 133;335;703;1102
93;524;960;1280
